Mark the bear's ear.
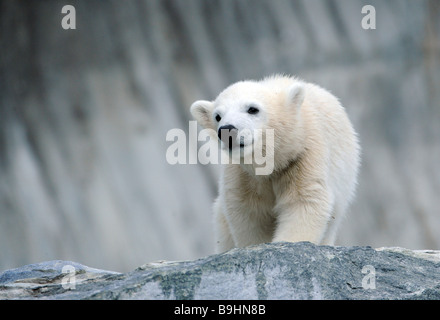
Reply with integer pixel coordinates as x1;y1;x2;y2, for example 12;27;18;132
190;100;214;129
286;83;305;109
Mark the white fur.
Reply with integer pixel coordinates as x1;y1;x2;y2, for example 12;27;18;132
191;75;360;252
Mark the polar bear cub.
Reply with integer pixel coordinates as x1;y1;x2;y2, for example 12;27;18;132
190;75;360;252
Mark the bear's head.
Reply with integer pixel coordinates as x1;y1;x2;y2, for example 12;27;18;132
190;77;306;174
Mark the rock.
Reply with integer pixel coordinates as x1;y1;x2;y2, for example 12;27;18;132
1;242;439;300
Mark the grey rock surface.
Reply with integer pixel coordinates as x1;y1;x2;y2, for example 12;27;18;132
1;242;439;300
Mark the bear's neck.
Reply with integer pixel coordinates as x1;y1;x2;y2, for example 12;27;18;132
236;148;304;180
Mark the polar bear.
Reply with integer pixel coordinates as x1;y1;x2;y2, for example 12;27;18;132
190;75;360;252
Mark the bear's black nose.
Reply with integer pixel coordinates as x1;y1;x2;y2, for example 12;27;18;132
218;125;237;150
218;125;237;140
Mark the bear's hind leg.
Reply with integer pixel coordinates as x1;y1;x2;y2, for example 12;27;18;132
321;203;347;245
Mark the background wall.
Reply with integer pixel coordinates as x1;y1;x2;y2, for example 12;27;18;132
1;0;439;272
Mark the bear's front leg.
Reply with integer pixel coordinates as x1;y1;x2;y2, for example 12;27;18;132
273;201;331;244
213;198;235;253
272;177;333;245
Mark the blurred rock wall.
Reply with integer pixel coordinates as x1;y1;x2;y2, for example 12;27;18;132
0;0;439;272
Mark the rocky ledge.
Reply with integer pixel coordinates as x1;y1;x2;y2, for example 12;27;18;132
1;242;439;300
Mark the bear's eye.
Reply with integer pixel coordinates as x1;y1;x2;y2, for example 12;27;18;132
215;114;222;122
247;106;259;115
